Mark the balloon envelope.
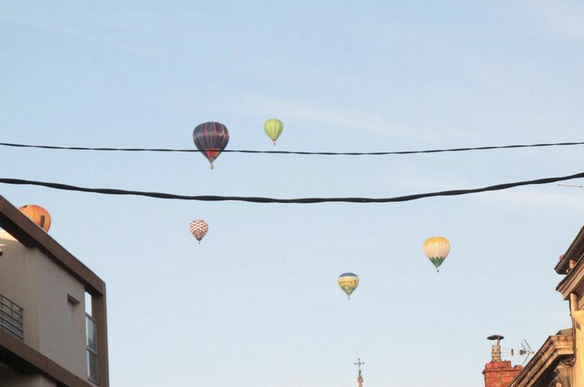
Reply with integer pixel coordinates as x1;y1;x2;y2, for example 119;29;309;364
264;118;284;144
423;236;450;271
338;272;359;299
18;204;51;232
189;220;208;244
193;122;229;169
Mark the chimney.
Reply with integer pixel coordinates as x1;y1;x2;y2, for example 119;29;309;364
483;335;523;387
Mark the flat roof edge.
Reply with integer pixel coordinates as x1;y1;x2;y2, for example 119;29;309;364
0;194;105;296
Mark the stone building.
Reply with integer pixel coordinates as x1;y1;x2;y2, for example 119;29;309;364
485;225;584;387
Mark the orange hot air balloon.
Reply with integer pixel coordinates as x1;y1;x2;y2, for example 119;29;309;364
18;204;51;232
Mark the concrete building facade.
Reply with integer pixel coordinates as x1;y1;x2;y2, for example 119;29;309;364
0;195;108;387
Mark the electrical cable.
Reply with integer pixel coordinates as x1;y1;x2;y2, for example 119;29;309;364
1;171;583;204
1;140;584;156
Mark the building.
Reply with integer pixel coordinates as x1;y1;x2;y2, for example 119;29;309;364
484;225;584;387
0;195;109;387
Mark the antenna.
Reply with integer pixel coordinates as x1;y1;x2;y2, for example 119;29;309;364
519;340;535;365
502;339;535;365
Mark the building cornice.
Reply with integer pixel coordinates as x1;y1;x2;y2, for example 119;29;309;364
509;333;573;387
0;194;104;296
557;253;584;299
555;226;584;275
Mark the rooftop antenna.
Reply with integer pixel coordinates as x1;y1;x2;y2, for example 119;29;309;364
503;340;535;366
487;334;504;362
355;353;365;387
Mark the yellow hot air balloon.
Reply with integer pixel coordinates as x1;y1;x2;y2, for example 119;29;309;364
423;236;450;272
264;118;284;145
338;272;359;300
18;204;51;232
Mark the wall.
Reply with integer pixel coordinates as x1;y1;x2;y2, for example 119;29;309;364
0;231;88;381
0;370;57;387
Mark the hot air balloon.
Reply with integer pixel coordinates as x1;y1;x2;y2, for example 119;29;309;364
189;220;208;244
18;204;51;232
338;272;359;300
193;122;229;169
264;118;284;145
423;236;450;272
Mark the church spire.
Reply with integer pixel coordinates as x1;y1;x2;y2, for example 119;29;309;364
355;355;364;387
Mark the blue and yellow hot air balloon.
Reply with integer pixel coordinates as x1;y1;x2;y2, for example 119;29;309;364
338;272;359;300
264;118;284;145
423;236;451;272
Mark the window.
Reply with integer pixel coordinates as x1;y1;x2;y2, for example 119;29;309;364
86;314;98;383
85;292;98;384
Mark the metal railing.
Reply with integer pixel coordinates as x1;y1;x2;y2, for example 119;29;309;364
0;293;24;340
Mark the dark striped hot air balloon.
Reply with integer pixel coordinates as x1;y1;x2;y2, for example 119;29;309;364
193;122;229;169
18;204;51;232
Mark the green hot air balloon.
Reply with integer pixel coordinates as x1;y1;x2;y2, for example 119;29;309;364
264;118;284;145
338;272;359;300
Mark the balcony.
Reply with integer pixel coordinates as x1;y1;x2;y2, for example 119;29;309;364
0;293;24;340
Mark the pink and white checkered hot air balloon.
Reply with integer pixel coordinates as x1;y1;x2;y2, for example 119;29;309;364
189;220;208;244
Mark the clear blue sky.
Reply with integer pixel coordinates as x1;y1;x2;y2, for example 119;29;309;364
2;1;584;386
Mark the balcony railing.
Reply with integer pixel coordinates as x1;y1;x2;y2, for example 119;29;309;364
0;293;24;340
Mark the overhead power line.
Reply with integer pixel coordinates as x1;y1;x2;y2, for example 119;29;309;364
1;171;583;204
1;140;584;156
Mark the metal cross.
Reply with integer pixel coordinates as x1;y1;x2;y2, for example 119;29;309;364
355;355;365;371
